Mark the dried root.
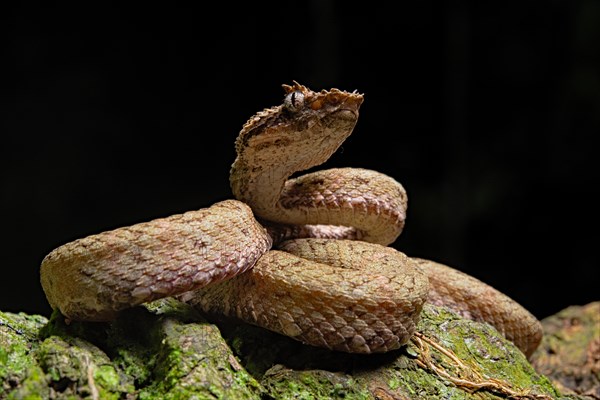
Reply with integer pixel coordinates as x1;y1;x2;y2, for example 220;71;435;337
411;332;553;399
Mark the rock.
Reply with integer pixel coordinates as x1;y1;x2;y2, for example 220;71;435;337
0;298;588;399
531;302;600;399
1;299;262;399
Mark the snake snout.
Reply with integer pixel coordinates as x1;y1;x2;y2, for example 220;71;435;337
333;108;359;121
321;109;359;130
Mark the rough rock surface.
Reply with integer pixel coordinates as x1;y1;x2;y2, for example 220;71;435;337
2;299;596;399
531;302;600;399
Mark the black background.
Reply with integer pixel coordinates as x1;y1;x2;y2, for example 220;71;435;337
3;2;598;321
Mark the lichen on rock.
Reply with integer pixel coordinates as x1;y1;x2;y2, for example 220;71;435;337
2;300;594;399
225;304;563;399
0;311;49;399
1;300;262;399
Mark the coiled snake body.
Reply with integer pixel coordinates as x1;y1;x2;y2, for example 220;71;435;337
40;82;542;357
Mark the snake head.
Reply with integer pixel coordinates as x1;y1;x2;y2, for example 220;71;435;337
234;82;364;167
281;81;364;120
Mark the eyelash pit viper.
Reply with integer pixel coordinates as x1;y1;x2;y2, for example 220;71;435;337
40;82;543;358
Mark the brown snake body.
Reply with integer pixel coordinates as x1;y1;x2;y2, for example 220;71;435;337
40;82;542;357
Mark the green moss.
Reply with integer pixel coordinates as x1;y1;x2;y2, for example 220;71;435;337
143;297;205;321
2;299;578;399
0;312;48;338
94;365;120;389
98;300;262;399
352;305;562;399
387;374;401;390
4;301;265;399
6;364;49;400
138;318;263;399
376;356;474;399
0;311;49;397
262;367;371;400
33;333;135;398
102;308;162;389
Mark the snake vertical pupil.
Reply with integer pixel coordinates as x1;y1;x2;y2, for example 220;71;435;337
284;90;304;112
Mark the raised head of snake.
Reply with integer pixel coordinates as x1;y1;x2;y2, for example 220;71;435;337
231;82;363;216
231;82;361;201
231;81;407;245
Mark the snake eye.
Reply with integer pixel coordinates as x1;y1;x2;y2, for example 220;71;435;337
284;90;305;112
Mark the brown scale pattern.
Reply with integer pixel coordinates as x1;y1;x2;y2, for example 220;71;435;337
40;82;543;357
40;200;270;321
185;240;428;353
279;167;408;245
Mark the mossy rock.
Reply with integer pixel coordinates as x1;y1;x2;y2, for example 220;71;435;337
1;299;588;399
531;301;600;399
1;300;262;400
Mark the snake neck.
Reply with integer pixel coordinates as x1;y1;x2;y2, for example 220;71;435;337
230;82;364;221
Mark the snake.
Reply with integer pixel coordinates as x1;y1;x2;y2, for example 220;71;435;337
40;82;543;358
